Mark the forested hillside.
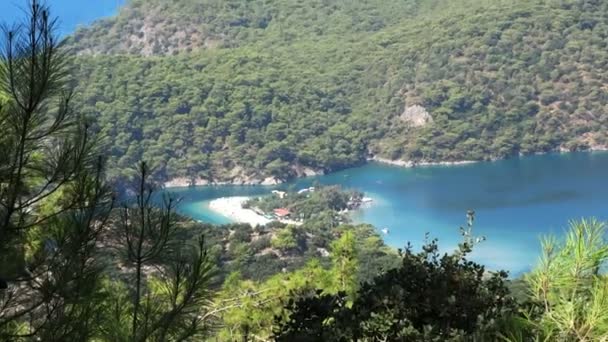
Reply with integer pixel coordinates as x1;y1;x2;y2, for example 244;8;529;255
70;0;608;183
7;2;608;340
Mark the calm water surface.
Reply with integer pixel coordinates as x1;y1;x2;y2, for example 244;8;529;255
6;1;603;276
165;152;608;276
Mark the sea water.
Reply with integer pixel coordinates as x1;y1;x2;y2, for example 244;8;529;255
165;152;608;275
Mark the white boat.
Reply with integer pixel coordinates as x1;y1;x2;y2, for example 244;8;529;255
297;187;316;194
381;228;389;235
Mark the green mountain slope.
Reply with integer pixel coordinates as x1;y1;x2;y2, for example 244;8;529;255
70;0;427;55
71;0;608;183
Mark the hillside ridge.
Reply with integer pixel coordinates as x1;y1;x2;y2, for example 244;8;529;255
71;0;608;183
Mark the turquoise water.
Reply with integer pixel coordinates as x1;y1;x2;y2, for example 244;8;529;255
6;2;604;276
0;0;125;36
165;152;608;276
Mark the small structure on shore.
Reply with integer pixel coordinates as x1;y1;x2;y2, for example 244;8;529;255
273;208;291;219
272;190;287;199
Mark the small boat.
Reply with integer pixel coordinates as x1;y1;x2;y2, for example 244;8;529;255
381;228;389;235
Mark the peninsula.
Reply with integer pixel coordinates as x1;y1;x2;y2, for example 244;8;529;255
207;185;367;227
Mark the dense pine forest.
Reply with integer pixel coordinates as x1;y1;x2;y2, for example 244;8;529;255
2;0;608;341
69;0;608;184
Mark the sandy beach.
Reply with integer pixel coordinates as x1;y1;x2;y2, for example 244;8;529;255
207;196;271;226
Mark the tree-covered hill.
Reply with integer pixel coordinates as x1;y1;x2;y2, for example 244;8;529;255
70;0;428;56
71;0;608;183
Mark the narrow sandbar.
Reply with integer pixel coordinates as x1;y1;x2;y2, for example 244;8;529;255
207;196;270;226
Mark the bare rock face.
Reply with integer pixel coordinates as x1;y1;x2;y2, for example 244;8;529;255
400;105;433;127
164;177;209;188
291;164;324;178
261;177;281;185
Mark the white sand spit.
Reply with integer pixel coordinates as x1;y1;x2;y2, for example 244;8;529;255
208;196;271;226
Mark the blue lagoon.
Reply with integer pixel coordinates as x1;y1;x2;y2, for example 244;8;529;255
165;152;608;275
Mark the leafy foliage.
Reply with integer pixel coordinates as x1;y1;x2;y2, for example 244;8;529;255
69;0;424;55
213;230;360;341
274;217;517;341
187;220;398;285
0;4;217;340
69;0;608;183
6;2;608;341
246;185;362;224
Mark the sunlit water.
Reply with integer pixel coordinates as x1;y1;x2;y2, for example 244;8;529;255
5;2;606;276
165;152;608;276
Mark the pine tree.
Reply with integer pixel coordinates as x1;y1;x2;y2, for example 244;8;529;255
0;1;113;339
98;162;215;342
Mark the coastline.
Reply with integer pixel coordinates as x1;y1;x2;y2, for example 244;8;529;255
164;165;323;188
164;177;282;189
367;146;608;169
207;197;271;226
166;150;608;275
367;156;478;168
207;196;304;226
165;148;608;188
162;158;478;188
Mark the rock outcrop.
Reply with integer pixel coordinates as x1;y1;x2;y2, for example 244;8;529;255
399;105;433;127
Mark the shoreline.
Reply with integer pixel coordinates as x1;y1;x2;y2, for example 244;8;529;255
367;156;478;168
164;165;323;188
207;196;304;226
165;149;608;188
207;196;271;226
164;176;283;189
367;146;608;169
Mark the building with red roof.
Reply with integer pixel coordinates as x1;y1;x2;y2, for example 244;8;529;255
273;208;291;218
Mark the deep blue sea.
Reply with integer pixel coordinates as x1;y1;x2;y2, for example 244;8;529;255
2;1;606;276
0;0;125;36
165;152;608;276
